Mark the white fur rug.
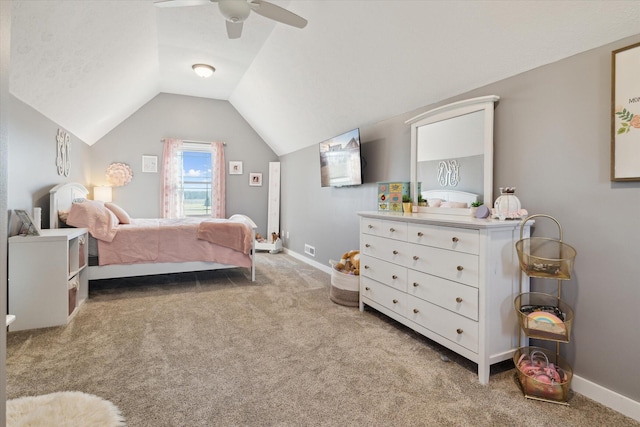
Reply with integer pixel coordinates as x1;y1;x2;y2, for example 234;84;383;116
7;391;125;427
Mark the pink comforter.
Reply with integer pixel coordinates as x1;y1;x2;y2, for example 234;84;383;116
96;217;252;268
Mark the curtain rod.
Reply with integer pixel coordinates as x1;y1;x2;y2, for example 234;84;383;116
162;138;226;145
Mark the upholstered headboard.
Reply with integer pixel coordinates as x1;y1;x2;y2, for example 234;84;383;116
49;182;89;228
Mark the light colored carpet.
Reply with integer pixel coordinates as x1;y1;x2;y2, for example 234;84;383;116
6;391;125;427
6;253;639;426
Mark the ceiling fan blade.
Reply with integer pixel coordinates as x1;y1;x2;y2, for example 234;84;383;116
249;0;307;28
153;0;211;8
226;20;243;39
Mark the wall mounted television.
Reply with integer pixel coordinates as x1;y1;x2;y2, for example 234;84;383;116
319;128;363;187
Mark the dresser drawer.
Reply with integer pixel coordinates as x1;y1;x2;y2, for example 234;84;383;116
361;218;408;241
407;269;478;321
360;254;407;292
407;243;479;287
407;223;479;255
361;276;407;317
361;235;413;267
407;296;479;353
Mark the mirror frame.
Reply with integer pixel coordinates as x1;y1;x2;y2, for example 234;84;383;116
406;95;499;215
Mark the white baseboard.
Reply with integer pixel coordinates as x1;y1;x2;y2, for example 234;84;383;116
283;248;333;275
572;374;640;422
283;248;640;422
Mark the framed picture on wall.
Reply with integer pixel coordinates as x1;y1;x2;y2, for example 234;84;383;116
229;161;243;175
611;42;640;181
142;155;158;173
249;173;262;186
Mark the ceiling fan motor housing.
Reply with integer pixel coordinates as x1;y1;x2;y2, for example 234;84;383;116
218;0;251;23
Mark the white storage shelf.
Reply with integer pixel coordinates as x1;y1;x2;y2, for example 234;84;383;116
8;228;88;331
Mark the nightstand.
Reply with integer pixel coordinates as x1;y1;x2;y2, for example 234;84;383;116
8;228;88;331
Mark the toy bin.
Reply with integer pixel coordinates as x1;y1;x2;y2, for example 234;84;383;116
514;346;573;404
329;261;359;307
515;292;573;342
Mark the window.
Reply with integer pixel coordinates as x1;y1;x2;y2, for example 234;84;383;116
162;139;225;219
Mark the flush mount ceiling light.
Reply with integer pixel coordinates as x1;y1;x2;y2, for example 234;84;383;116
192;64;215;78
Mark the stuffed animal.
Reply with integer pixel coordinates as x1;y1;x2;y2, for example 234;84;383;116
335;250;360;275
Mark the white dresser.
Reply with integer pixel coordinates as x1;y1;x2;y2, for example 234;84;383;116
359;211;529;384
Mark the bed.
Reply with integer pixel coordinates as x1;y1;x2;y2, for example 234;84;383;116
49;182;257;281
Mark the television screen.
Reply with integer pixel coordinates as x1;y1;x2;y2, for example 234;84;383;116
319;128;363;187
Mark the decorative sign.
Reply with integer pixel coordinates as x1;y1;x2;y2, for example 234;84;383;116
56;128;70;177
437;159;459;187
611;42;640;181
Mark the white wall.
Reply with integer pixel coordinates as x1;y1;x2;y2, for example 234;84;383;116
280;34;640;408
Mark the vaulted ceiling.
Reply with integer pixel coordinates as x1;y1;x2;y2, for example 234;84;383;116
10;1;640;156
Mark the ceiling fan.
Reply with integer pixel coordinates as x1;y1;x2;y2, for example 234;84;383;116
154;0;308;39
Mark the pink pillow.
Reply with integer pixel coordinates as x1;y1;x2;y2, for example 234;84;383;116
66;199;119;242
105;202;131;224
440;201;468;208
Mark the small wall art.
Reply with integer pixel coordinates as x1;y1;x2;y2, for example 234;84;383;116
229;161;243;175
56;128;71;177
611;42;640;181
249;173;262;186
142;155;158;173
106;162;133;186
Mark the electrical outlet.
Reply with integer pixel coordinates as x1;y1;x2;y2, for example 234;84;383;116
286;231;289;239
304;244;315;257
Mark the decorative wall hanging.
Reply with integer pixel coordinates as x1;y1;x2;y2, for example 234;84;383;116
611;42;640;181
249;173;262;186
106;162;133;186
437;159;460;187
142;155;158;173
229;161;243;175
56;128;71;176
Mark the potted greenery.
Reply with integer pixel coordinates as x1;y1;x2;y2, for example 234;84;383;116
417;194;427;207
470;200;483;216
402;195;413;214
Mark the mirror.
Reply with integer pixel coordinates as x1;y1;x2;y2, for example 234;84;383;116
406;95;499;215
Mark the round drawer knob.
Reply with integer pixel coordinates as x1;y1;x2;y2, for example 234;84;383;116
413;282;419;287
365;243;370;248
392;250;398;255
456;328;463;334
413;308;419;314
364;265;370;269
412;255;419;261
452;237;459;243
365;287;370;291
417;231;424;237
392;299;398;304
455;297;463;303
392;275;398;280
389;227;396;232
457;265;464;271
368;224;373;229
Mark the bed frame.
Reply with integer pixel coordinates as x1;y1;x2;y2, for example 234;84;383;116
49;182;256;281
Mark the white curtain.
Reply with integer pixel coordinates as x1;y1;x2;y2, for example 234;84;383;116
210;141;225;218
161;138;184;218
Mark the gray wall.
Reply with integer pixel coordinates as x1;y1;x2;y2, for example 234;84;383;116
90;93;278;236
281;34;640;403
8;95;91;230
